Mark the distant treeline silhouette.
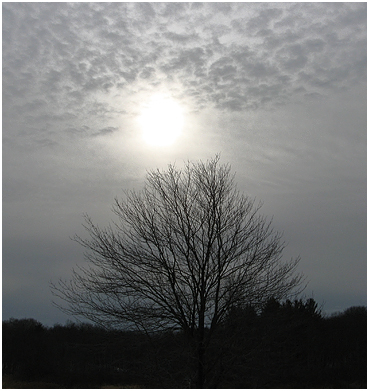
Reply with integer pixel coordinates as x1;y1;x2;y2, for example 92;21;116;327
2;298;366;388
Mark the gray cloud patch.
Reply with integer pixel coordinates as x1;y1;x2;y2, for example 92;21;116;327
164;31;199;43
92;127;119;137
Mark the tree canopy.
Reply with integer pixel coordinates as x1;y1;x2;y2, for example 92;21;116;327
52;155;304;387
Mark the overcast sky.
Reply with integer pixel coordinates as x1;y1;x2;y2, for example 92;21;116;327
3;2;366;326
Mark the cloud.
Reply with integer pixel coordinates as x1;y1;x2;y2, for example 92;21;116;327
3;2;366;126
164;31;199;43
92;127;119;137
161;47;208;73
1;0;365;183
246;7;285;32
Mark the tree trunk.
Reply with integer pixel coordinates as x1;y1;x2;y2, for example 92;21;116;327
196;337;205;388
196;295;206;388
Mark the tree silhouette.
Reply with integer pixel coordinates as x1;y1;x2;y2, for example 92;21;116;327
51;155;304;387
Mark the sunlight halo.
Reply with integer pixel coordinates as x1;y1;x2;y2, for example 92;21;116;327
138;95;184;147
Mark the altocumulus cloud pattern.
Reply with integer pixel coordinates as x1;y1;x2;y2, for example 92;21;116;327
3;3;366;140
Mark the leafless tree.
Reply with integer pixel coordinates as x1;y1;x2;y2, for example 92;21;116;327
51;155;304;387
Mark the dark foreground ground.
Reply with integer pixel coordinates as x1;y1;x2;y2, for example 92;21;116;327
2;375;365;389
2;299;366;388
2;374;143;389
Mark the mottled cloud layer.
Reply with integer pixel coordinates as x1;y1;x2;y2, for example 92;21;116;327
3;3;366;134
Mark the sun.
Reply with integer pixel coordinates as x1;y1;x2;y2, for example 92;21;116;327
138;95;184;146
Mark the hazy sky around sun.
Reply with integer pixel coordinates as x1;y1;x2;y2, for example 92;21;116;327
3;2;366;326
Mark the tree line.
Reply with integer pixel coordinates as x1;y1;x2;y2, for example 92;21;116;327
2;300;366;388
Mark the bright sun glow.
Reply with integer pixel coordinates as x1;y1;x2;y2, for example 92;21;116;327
138;95;184;146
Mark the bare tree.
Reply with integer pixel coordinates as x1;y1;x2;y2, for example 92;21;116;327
52;155;304;387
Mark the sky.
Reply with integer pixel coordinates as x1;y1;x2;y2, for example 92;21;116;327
3;2;366;326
